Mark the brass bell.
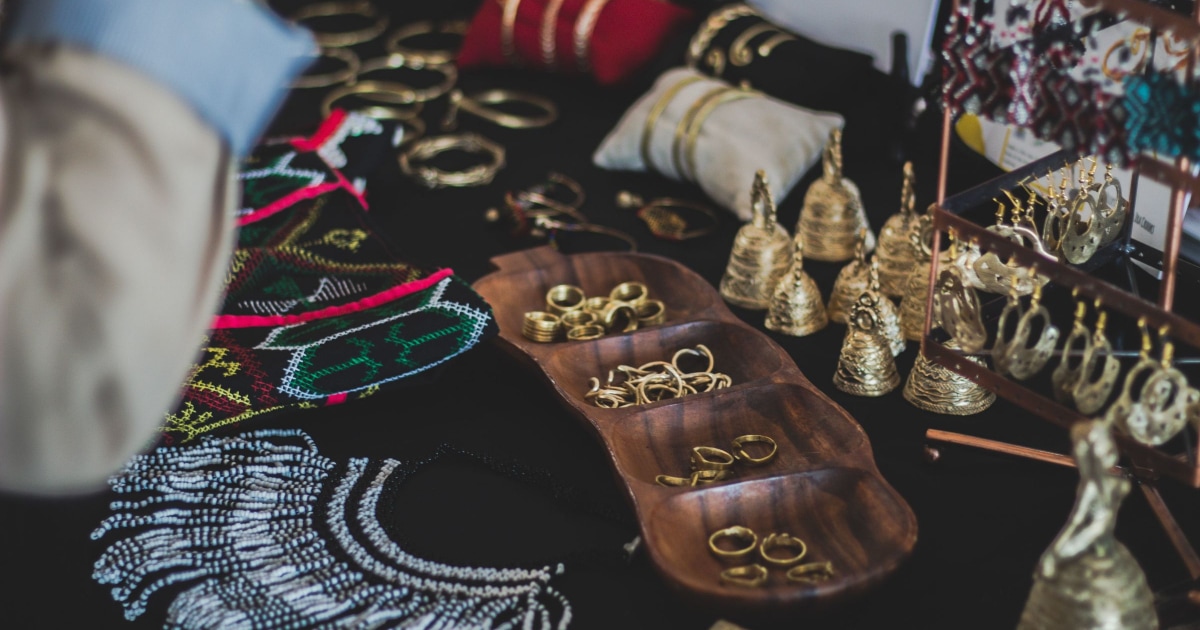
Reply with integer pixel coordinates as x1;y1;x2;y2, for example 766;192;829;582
876;161;920;297
833;293;900;397
765;237;828;336
719;170;793;310
795;128;875;262
903;339;995;415
898;212;936;342
868;259;906;356
1017;420;1158;630
827;228;870;324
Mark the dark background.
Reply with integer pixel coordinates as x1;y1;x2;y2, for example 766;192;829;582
3;1;1199;628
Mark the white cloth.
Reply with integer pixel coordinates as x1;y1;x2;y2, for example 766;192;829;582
593;67;843;221
0;46;235;494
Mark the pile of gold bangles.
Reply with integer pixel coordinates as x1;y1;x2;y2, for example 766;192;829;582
585;344;732;408
656;434;777;487
708;525;836;588
522;282;666;343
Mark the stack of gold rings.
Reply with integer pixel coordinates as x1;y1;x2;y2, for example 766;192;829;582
707;526;835;588
585;344;731;408
655;434;777;487
522;282;667;343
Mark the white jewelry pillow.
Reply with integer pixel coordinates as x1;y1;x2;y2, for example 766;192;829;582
593;67;843;221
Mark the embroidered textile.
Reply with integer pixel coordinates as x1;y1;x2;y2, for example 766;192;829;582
92;430;572;628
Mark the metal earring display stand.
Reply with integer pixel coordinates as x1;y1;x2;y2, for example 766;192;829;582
924;0;1200;590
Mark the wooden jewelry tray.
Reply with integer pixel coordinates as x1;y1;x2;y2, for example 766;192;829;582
472;246;917;614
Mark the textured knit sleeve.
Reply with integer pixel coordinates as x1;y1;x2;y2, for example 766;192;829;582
0;3;313;494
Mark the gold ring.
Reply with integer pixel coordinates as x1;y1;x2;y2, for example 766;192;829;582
567;324;606;341
731;435;777;466
560;309;599;329
546;284;586;315
708;526;758;559
672;345;715;374
609;281;649;305
291;1;389;48
321;82;425;120
398;133;506;188
634;299;667;326
690;468;734;486
655;474;692;487
583;296;611;313
522;311;561;343
690;446;735;472
601;303;638;333
293;47;360;89
719;564;769;588
786;561;835;584
385;20;468;66
355;57;458;103
759;532;807;566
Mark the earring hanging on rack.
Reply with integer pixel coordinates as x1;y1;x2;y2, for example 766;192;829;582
1061;159;1104;264
1072;299;1121;416
1004;266;1060;380
1121;326;1199;446
1051;294;1091;406
1041;167;1071;256
1107;319;1160;439
1094;163;1127;246
973;200;1048;295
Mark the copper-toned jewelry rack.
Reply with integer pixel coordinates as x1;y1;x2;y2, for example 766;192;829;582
925;0;1200;583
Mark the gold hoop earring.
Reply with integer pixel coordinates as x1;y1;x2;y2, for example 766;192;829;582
1123;327;1199;446
1003;268;1059;380
1072;302;1121;415
1108;319;1160;438
1051;297;1091;406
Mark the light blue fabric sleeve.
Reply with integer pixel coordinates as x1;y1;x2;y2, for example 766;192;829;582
7;0;316;156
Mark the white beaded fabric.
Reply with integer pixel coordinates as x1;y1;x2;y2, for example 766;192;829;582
91;429;572;629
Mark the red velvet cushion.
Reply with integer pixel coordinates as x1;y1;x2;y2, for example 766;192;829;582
459;0;694;85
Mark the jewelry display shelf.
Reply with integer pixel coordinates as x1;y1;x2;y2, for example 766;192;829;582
472;245;917;615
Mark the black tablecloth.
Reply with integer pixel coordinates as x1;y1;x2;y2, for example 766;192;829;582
3;2;1199;628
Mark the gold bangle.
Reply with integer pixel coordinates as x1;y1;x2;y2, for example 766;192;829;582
541;0;567;68
617;191;718;241
385;20;468;67
719;564;769;588
786;561;835;584
730;434;777;466
708;526;758;559
355;57;458;103
640;76;706;172
757;32;796;57
671;85;730;180
686;4;760;67
759;532;807;566
291;1;389;48
546;284;586;315
572;0;611;72
321;82;425;120
729;23;775;66
398;133;506;188
678;86;758;181
690;446;735;472
293;47;360;89
444;88;559;130
501;0;523;64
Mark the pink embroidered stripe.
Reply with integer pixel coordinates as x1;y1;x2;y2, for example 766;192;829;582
237;182;343;226
325;392;349;405
290;109;347;152
211;268;455;329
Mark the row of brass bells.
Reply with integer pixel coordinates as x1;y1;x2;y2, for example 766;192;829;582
719;170;793;309
875;161;920;298
765;238;828;336
796;129;875;262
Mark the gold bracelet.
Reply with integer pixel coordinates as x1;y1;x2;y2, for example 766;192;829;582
398;133;506;188
541;0;567;69
355;57;458;103
728;23;775;66
443;88;558;130
293;47;360;89
757;31;796;57
321;82;425;120
572;0;611;72
291;1;389;48
686;4;759;67
679;86;758;181
640;75;706;173
501;0;523;64
385;20;468;67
